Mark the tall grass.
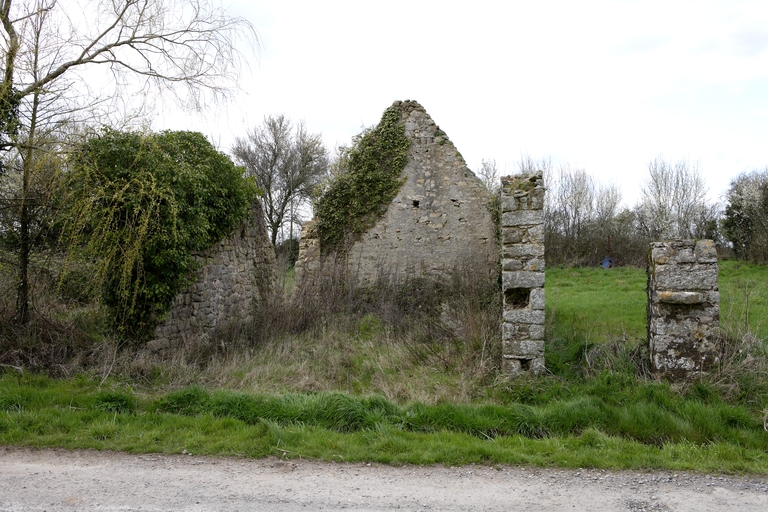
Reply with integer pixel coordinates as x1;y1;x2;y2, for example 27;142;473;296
2;373;767;471
2;257;767;410
1;252;768;470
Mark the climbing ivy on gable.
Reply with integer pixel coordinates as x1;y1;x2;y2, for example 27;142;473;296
314;105;411;252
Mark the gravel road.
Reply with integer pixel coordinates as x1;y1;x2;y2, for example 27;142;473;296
1;447;767;511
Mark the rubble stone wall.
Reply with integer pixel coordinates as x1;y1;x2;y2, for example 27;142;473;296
500;172;546;375
149;201;276;352
647;239;720;379
296;100;498;288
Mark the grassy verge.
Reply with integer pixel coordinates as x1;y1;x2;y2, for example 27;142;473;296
1;373;767;472
1;260;767;472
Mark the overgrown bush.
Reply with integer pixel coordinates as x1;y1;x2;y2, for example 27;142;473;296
61;129;257;337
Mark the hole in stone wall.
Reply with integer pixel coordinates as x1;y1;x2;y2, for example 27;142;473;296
412;200;420;208
520;359;532;372
505;288;530;309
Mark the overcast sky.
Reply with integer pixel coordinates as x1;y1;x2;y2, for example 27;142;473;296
159;0;768;207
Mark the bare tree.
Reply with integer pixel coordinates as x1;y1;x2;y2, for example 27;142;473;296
0;0;256;323
232;114;328;247
476;158;499;194
540;159;637;266
517;154;552;175
637;157;713;240
544;164;603;242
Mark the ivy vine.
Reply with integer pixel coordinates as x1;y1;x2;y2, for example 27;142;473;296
62;130;257;338
314;105;411;252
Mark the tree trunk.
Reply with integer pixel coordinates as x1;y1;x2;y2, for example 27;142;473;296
15;85;39;324
15;196;29;323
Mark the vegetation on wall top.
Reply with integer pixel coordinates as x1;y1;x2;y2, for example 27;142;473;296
314;105;411;252
62;129;257;338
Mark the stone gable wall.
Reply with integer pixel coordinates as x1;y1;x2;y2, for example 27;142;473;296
149;201;276;351
296;100;498;288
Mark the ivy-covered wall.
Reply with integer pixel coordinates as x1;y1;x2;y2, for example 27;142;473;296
296;100;498;287
148;200;276;352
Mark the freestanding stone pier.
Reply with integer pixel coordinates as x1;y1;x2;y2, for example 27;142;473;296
501;172;546;375
647;239;720;379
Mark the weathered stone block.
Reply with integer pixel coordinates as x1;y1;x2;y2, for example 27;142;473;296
529;288;546;310
502;210;543;227
502;243;545;258
503;308;545;325
694;239;718;263
529;323;545;340
657;291;705;304
525;258;545;272
503;271;545;289
502;259;524;271
502;323;529;339
653;266;718;291
526;224;545;243
503;339;544;358
502;227;526;244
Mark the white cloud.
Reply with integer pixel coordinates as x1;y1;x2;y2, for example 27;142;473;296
153;0;768;207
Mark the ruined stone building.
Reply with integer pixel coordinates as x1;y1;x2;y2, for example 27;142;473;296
148;201;276;352
296;100;499;287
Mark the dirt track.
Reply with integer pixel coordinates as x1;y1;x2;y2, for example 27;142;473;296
1;447;767;511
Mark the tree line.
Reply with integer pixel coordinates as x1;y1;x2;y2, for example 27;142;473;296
478;157;766;268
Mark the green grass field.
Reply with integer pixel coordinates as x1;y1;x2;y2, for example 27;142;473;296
546;260;768;345
1;260;767;472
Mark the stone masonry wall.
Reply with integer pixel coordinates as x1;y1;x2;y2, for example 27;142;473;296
295;100;498;288
501;172;546;375
647;239;720;380
149;201;276;352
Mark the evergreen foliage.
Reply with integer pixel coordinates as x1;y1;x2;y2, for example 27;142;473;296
722;168;768;264
314;105;410;252
63;129;257;337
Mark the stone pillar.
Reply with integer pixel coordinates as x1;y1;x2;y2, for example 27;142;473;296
500;171;545;375
647;239;720;380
